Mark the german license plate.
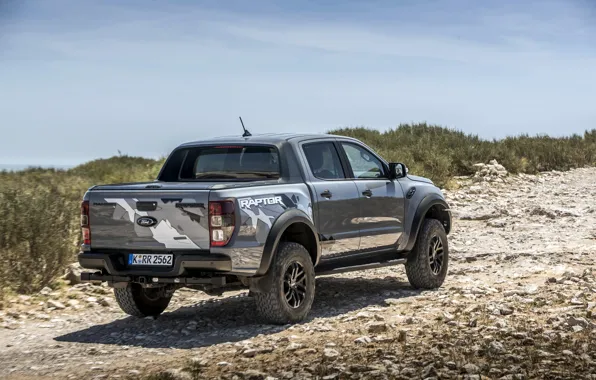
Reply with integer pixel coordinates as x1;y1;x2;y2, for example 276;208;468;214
128;254;173;266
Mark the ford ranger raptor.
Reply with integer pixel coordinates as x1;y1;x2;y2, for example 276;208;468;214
78;133;451;324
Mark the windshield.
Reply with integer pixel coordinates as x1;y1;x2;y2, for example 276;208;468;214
177;145;281;180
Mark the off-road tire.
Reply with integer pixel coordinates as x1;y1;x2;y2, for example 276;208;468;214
114;284;172;318
405;218;449;289
254;242;316;324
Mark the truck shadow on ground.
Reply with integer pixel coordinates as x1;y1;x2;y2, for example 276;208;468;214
55;275;424;349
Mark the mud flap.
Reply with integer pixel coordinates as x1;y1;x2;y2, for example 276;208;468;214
248;274;274;294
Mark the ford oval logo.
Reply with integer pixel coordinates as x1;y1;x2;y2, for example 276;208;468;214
136;216;158;227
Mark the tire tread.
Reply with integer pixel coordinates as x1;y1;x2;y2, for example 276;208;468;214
113;285;171;318
405;218;448;289
254;242;315;324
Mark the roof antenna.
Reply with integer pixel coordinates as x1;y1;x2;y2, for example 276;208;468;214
239;116;251;137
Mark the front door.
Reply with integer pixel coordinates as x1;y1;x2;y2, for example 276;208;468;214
301;141;361;258
337;141;405;251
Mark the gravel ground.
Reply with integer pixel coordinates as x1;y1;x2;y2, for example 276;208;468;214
1;166;595;380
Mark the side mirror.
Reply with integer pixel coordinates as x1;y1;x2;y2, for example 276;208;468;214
389;162;408;179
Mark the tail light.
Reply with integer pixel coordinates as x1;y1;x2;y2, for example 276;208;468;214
81;201;91;245
209;200;235;247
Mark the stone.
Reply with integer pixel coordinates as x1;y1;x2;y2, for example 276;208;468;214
384;298;401;306
401;368;416;376
464;363;479;374
367;322;388;334
489;340;505;354
323;348;339;358
354;336;372;344
422;364;437;378
285;342;303;351
64;262;84;285
499;306;514;316
160;369;192;380
47;300;66;310
243;348;257;358
39;287;52;296
98;298;111;307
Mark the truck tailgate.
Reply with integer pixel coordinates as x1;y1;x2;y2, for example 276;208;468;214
89;190;210;250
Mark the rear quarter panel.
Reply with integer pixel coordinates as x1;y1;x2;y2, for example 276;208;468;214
210;183;314;274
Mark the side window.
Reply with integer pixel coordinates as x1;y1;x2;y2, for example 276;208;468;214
341;143;385;179
302;142;345;180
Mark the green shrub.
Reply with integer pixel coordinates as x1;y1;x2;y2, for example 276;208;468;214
330;124;596;187
0;182;77;292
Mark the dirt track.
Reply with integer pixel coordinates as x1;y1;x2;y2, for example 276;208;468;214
1;167;595;379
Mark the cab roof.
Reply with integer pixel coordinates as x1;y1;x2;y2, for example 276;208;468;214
178;133;358;147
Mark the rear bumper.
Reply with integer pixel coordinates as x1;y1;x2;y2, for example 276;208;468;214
78;251;233;277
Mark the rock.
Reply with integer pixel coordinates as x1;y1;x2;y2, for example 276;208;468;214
47;300;66;310
464;363;479;374
243;348;257;358
570;298;583;306
489;340;505;354
128;370;140;375
217;362;231;367
98;297;111;307
384;298;401;306
39;287;52;296
566;316;591;328
64;262;84;285
464;304;481;314
285;342;303;351
158;369;192;380
499;305;514;316
354;336;372;344
422;364;437;377
323;348;339;358
238;370;267;380
366;322;388;334
487;219;507;228
401;368;416;376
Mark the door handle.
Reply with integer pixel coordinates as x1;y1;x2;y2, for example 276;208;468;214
320;190;332;199
362;189;372;197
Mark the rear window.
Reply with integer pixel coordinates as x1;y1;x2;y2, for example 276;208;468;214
177;145;281;180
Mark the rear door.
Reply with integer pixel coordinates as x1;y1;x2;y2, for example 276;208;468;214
89;188;211;250
337;140;405;250
300;140;361;258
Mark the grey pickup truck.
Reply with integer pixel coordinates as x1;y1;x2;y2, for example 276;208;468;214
79;133;451;324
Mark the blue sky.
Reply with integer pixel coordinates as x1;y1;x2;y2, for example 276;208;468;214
1;0;595;166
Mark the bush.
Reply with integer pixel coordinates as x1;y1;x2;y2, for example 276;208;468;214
330;124;596;187
0;182;77;292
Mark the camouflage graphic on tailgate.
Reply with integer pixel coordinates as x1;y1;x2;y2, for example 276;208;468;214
90;196;209;249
